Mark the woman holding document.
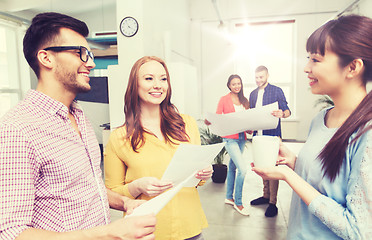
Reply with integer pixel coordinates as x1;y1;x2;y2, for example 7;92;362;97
215;74;251;216
252;15;372;239
104;56;212;240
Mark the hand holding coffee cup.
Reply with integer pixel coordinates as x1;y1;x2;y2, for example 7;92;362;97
252;136;280;168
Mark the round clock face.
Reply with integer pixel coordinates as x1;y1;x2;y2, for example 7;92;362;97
120;16;139;37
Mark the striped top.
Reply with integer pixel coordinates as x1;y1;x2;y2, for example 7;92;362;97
0;90;110;240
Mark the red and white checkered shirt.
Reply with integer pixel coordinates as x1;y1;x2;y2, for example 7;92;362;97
0;90;110;240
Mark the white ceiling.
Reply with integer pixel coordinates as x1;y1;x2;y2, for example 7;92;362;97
0;0;115;15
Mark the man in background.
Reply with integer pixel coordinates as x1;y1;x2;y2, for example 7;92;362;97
249;65;291;217
0;12;156;240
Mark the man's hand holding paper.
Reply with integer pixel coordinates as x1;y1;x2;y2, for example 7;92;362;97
206;102;279;136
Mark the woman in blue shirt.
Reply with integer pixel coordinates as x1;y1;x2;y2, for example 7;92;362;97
253;15;372;239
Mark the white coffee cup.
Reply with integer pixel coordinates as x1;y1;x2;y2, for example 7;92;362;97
252;136;280;168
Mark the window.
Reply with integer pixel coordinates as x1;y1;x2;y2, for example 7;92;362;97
0;20;29;118
233;20;296;117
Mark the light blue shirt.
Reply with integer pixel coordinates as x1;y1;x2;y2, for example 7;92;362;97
287;108;372;240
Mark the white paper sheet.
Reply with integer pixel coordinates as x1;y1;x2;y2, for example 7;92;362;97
161;143;226;187
125;143;225;218
206;102;279;136
125;173;195;218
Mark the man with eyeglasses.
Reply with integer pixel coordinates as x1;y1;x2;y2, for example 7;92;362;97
43;46;95;63
0;12;156;240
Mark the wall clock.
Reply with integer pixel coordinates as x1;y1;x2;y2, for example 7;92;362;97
119;16;139;37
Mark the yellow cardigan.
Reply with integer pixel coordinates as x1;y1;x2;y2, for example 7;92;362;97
104;114;208;240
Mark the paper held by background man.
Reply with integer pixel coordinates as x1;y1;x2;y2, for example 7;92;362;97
206;102;279;136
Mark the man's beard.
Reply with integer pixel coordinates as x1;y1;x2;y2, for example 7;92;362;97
56;67;91;94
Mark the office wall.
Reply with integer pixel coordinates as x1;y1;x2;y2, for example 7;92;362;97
189;0;365;141
359;0;372;16
73;3;117;37
107;0;196;129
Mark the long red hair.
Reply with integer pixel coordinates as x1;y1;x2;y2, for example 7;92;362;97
123;56;189;152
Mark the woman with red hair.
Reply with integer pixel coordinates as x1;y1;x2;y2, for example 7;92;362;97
104;56;212;240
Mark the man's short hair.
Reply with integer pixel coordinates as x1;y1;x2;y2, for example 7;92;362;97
255;65;268;73
23;12;89;77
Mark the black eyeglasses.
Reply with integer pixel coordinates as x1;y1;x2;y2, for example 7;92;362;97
43;46;94;63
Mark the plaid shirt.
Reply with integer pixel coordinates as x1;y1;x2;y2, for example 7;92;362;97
0;90;110;239
249;83;290;137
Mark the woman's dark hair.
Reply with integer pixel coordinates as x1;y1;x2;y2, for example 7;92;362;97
227;74;249;109
308;15;372;182
23;12;89;78
123;56;189;152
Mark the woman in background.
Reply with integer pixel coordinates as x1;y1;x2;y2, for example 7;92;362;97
215;74;250;215
253;14;372;239
104;56;212;240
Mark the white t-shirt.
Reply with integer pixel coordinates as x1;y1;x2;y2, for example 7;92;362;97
233;104;245;112
256;89;264;135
